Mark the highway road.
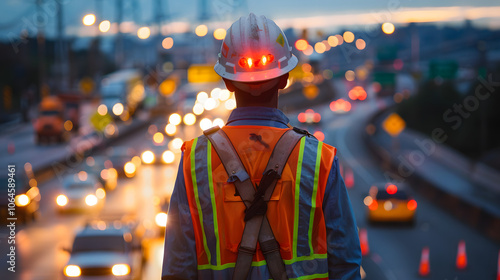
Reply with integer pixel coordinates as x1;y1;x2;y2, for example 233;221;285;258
0;91;499;280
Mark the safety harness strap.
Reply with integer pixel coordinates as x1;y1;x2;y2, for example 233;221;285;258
204;127;304;280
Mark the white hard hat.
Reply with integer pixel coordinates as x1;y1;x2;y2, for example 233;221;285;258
214;13;298;83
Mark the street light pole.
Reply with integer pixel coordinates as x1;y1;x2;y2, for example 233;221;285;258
37;0;47;101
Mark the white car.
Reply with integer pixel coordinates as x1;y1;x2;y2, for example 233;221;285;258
63;225;143;279
56;173;105;212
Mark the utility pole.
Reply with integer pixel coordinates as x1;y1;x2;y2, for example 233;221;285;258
115;0;124;68
37;0;47;101
198;0;208;21
56;0;67;91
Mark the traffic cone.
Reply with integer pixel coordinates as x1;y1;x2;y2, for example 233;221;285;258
359;228;369;256
456;240;467;270
496;250;500;280
418;246;430;277
345;168;354;188
7;142;15;154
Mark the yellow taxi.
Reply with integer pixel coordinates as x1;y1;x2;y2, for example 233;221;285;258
364;183;417;224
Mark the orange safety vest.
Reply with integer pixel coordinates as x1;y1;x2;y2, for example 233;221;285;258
181;126;336;279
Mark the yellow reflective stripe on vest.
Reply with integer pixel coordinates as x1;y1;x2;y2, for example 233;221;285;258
292;137;306;260
190;137;212;265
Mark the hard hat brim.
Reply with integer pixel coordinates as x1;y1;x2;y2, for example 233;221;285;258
214;55;298;83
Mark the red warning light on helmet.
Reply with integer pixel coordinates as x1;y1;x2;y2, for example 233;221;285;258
239;54;274;68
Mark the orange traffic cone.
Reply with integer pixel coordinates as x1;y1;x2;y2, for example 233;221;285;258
456;240;467;270
496;250;500;280
359;228;369;256
345;168;354;188
418;246;430;277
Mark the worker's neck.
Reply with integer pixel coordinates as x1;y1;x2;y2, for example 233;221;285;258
234;90;278;109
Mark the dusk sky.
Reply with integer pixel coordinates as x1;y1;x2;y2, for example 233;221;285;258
1;0;500;40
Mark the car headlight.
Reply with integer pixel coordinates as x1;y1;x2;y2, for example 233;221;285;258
124;162;136;177
141;150;155;164
85;194;98;206
155;212;168;227
162;150;175;164
64;265;81;277
112;264;130;276
96;188;106;199
56;195;68;206
112;103;124;116
15;194;30;207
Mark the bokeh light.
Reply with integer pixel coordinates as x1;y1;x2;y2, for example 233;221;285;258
200;118;213;130
183;113;196;126
295;39;308;51
137;27;151;39
99;20;111;32
345;70;355;81
195;24;208;37
82;14;96;26
165;123;176;136
213;28;226;40
213;118;225;128
382;22;395;34
153;132;164;144
303;45;313;56
327;35;339;47
356;39;366;50
162;37;174;49
343;31;355;43
314;42;326;54
193;103;204;115
169;113;182;125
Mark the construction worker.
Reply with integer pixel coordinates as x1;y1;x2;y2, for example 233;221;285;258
162;13;361;280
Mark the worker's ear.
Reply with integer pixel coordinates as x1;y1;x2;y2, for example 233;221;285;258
223;78;237;92
277;73;289;90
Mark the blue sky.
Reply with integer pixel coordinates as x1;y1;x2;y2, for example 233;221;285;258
1;0;499;40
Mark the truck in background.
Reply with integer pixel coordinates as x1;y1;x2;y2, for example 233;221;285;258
100;69;145;120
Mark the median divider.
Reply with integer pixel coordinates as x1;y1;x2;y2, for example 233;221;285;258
363;105;500;243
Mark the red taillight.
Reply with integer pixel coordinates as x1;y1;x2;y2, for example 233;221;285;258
368;200;378;211
407;199;417;211
298;113;306;123
386;184;397;194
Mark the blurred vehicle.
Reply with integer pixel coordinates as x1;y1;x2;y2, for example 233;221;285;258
329;99;352;114
0;173;40;224
297;109;321;124
100;69;145;119
58;92;83;132
107;147;138;178
82;156;118;191
348;86;367;101
364;183;417;224
56;173;105;213
63;224;143;279
34;96;66;144
140;143;175;165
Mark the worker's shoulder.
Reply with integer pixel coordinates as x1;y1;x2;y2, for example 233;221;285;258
304;136;337;157
180;135;208;153
292;127;337;157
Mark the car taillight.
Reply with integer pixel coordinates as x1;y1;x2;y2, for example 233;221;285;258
368;200;378;211
407;199;417;211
